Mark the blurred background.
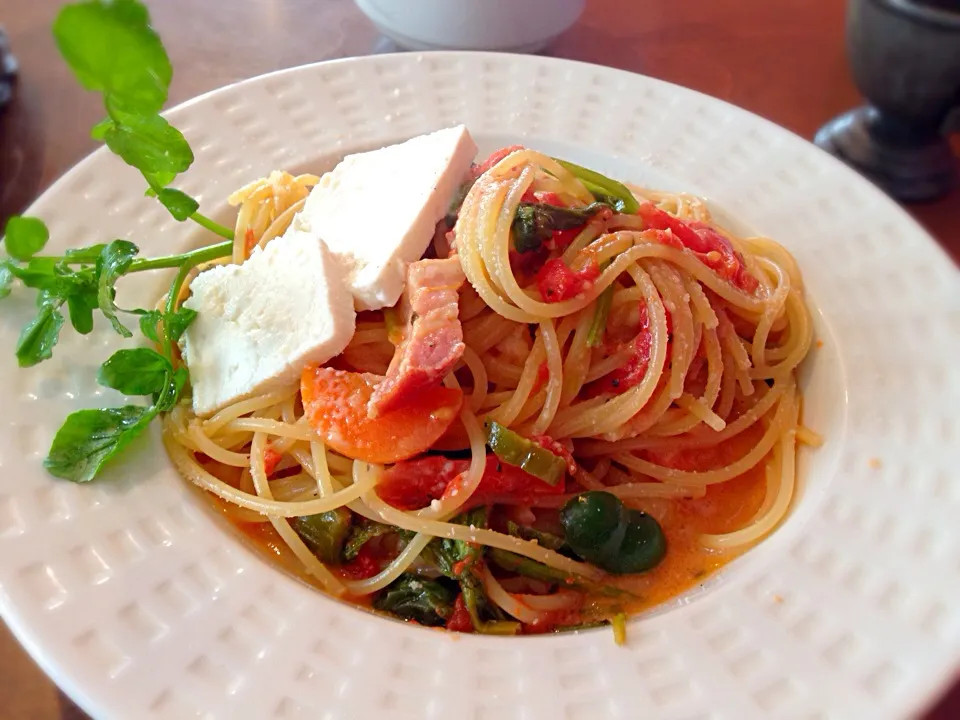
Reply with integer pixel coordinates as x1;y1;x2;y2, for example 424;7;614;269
0;0;957;717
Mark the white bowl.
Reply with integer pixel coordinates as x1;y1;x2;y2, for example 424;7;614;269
355;0;585;52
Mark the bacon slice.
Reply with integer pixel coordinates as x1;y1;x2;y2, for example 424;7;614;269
368;257;466;417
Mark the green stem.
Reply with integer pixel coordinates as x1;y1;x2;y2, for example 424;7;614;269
34;240;233;270
188;212;234;240
160;263;192;359
127;240;232;273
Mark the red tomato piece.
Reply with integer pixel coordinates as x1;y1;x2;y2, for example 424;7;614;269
377;453;565;511
638;203;759;294
301;366;462;464
262;445;282;477
510;246;550;281
473;145;525;179
535;191;566;207
536;258;601;303
549;227;583;251
446;594;475;632
588;303;654;396
532;361;550;394
375;455;465;510
339;546;381;580
244;228;258;254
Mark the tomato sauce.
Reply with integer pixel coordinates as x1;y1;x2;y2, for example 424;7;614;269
200;427;770;625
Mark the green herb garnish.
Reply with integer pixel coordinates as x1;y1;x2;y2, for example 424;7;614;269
1;0;236;482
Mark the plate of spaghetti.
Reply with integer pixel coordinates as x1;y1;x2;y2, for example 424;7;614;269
0;6;958;720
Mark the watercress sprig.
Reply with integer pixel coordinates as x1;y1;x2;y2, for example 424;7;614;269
0;0;240;482
53;0;232;239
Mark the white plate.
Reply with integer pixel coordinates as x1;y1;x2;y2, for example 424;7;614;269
1;52;958;720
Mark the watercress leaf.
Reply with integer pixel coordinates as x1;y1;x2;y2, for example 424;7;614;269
96;240;139;338
90;117;112;141
53;0;171;115
66;292;97;334
102;113;193;182
155;188;199;222
97;347;170;395
65;243;108;263
16;299;65;367
343;520;402;561
0;264;14;299
44;404;155;482
372;575;455;627
7;260;65;293
153;366;188;412
4;216;50;261
511;202;608;254
292;509;353;564
142;169;177;189
422;507;488;578
164;306;197;343
137;309;162;342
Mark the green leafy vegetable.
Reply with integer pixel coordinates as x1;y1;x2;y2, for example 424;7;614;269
4;216;50;261
511;202;607;253
488;548;577;585
0;265;13;300
587;262;613;348
559;491;666;574
65;244;109;262
97;347;170;395
443;179;475;227
554;159;640;214
506;521;567;551
0;0;244;485
153;365;188;412
137;309;162;342
485;421;567;485
459;570;518;635
155;188;200;221
44;405;153;482
422;506;488;579
96;240;139;337
53;0;171;115
418;508;517;634
52;0;232;238
292;509;353;564
16;296;66;367
100;114;194;180
373;575;455;626
66;292;98;334
343;520;410;561
163;307;197;343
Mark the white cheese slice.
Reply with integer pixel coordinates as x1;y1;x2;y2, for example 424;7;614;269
180;230;356;417
294;125;477;311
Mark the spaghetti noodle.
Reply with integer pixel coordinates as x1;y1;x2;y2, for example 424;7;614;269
162;148;819;635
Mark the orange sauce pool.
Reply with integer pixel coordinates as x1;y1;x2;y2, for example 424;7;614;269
201;431;769;627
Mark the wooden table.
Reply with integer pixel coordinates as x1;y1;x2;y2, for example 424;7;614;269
0;1;957;718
